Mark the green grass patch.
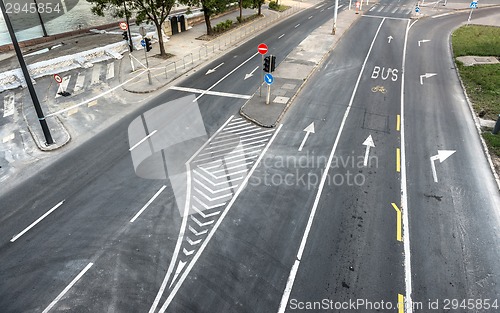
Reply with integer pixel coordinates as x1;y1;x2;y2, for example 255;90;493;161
456;62;500;120
269;1;289;12
483;132;500;157
452;25;500;57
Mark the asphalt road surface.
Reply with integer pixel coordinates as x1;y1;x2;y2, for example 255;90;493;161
1;1;500;313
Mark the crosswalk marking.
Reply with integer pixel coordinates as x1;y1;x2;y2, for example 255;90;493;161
3;133;15;143
3;94;15;117
55;76;70;98
106;63;115;80
74;73;85;93
91;64;101;85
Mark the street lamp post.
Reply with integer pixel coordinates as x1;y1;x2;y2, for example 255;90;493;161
0;0;54;145
33;0;48;37
332;0;339;34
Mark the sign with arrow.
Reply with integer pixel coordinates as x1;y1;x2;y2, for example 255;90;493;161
420;73;437;85
415;6;420;13
470;1;478;9
206;62;224;75
245;66;259;80
264;73;274;85
387;36;393;44
362;135;375;167
298;122;315;151
430;150;456;182
418;39;431;47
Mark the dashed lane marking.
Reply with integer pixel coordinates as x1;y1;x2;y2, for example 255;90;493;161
74;73;85;93
279;34;285;39
106;62;115;80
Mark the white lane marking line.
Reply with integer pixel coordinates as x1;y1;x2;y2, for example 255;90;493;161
221;123;254;132
198;138;269;157
170;86;251;100
194;178;237;194
193;187;231;201
157;124;283;313
193;145;263;164
148;116;235;313
74;73;85;93
320;8;325;12
46;70;147;117
189;225;208;236
191;215;215;227
338;4;344;9
42;262;93;313
3;94;15;117
106;63;115;80
194;52;259;102
391;7;398;13
308;15;313;19
277;18;386;313
376;6;384;12
194;170;244;186
295;24;300;28
192;205;221;218
202;155;259;170
10;200;65;242
327;5;333;9
55;76;70;98
278;34;285;39
129;129;157;151
130;185;167;223
363;14;410;21
215;127;265;139
3;133;15;143
91;64;101;85
227;120;248;127
400;19;414;313
432;12;452;18
212;128;274;144
315;4;325;9
369;6;375;11
221;124;257;133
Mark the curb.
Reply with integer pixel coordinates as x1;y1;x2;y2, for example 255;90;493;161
119;6;302;94
448;27;500;191
240;7;365;128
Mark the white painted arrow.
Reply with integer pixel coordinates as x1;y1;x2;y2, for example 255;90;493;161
387;36;393;43
420;73;437;85
244;66;259;80
298;122;315;152
205;62;224;75
362;135;375;167
183;248;195;256
189;225;208;236
186;236;202;246
430;150;456;182
418;39;431;47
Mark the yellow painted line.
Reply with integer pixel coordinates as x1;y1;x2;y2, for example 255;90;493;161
67;108;79;116
398;294;404;313
396;114;400;131
87;100;98;107
396;148;401;172
392;203;402;242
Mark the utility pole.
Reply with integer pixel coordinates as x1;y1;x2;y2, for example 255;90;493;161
332;0;339;35
123;0;133;51
33;0;48;37
0;0;53;145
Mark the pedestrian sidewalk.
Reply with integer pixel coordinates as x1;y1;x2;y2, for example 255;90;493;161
118;1;310;94
240;3;367;127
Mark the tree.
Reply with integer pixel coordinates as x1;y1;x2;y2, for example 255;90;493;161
242;0;264;16
181;0;230;35
86;0;175;56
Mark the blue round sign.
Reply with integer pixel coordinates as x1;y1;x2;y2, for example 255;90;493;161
141;39;146;47
264;73;274;85
415;6;420;13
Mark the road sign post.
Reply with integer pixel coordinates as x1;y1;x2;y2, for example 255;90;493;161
140;35;153;85
264;73;274;105
258;44;268;97
467;1;478;24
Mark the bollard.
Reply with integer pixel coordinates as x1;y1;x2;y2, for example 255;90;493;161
493;114;500;135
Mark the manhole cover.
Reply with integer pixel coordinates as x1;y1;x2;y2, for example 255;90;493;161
273;96;289;104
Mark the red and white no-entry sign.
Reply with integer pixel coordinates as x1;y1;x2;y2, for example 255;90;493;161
53;74;62;84
355;1;360;8
258;43;268;55
119;22;128;30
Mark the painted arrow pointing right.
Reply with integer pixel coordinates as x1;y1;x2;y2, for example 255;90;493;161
420;73;437;85
430;150;456;182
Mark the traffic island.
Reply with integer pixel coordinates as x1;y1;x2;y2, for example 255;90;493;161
240;7;363;127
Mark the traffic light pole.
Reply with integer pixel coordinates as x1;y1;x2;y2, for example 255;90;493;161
0;0;53;145
143;38;153;85
260;54;263;97
123;0;133;52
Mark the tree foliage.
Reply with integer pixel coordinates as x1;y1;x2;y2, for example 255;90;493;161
86;0;175;56
180;0;231;35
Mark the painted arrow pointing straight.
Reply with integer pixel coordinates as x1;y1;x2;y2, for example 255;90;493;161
430;150;456;182
205;62;224;75
244;66;259;80
420;73;437;85
418;39;431;47
362;135;375;167
387;36;393;43
298;122;315;151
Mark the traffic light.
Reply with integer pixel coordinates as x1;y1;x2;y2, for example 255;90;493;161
263;55;270;73
122;31;128;41
145;37;152;52
270;55;276;72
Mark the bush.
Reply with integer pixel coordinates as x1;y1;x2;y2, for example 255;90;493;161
269;0;279;10
213;19;233;33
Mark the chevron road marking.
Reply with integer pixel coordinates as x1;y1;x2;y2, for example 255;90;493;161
190;215;214;228
188;225;208;236
192;205;221;218
193;178;237;194
192;196;226;210
193;187;232;202
183;248;195;256
186;237;202;246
